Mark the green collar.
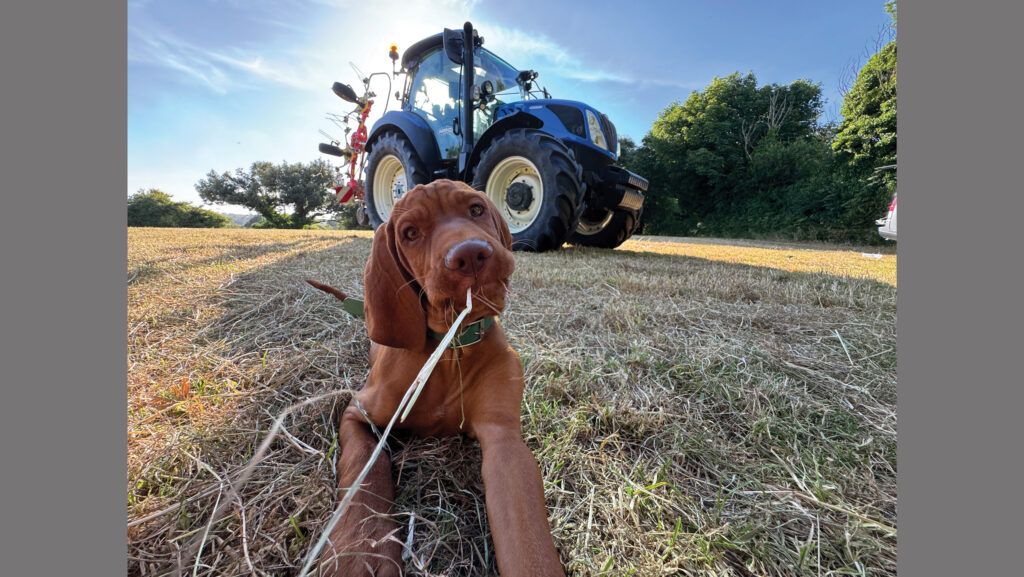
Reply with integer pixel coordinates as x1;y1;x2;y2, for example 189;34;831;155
427;316;494;348
339;297;495;349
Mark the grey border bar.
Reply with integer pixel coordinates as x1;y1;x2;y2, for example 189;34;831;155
1;0;126;574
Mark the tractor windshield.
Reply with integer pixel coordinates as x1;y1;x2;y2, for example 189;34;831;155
473;49;521;101
472;48;523;141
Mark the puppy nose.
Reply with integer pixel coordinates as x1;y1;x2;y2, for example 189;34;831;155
444;239;494;275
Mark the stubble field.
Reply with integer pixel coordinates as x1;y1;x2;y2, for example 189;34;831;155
127;227;896;576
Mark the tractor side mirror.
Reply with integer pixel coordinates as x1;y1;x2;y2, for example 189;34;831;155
516;70;538;92
332;82;360;104
443;28;463;64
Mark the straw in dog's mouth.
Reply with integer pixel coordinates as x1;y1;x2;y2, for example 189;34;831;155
401;288;473;422
433;284;504;329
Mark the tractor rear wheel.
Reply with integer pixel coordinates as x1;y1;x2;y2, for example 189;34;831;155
364;132;429;229
471;129;584;252
569;206;643;249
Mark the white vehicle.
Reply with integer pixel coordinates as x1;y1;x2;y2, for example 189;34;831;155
876;193;897;240
874;165;896;241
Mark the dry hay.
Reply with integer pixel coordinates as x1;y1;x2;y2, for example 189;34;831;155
128;227;897;576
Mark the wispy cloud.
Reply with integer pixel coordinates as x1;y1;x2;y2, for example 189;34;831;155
483;25;697;90
129;1;679;96
484;26;625;81
128;7;319;94
206;52;309;90
129;24;235;93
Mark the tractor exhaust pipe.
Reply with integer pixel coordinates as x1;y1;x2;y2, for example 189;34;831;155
459;21;475;175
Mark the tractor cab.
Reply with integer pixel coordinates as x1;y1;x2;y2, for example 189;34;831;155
400;33;525;161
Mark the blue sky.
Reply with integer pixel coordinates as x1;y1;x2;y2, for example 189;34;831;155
128;0;893;212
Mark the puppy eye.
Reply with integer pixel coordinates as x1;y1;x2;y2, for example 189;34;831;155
469;204;484;217
403;226;420;241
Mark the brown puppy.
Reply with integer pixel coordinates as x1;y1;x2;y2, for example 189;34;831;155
309;179;564;577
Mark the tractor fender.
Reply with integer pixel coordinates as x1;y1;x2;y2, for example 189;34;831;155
365;111;442;174
465;110;544;182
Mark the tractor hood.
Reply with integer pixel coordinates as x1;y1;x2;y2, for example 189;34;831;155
494;99;620;160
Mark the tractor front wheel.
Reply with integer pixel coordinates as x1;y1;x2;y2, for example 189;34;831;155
569;206;643;249
471;129;584;252
364;132;429;229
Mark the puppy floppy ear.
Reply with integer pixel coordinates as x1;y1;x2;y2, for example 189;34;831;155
486;198;514;249
363;218;427;350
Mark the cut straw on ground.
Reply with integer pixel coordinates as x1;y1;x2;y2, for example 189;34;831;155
128;228;896;577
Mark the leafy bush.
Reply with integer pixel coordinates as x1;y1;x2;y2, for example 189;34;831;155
127;189;229;228
621;56;895;244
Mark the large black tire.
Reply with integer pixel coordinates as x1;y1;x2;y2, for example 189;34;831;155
470;129;584;252
364;132;429;229
569;206;643;249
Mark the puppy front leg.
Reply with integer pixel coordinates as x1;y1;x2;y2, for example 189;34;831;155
477;425;565;577
320;400;402;577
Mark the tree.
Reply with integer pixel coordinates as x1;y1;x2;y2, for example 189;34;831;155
643;72;825;235
196;160;338;229
617;136;681;235
832;3;897;232
127;189;229;228
608;3;897;243
832;43;896;175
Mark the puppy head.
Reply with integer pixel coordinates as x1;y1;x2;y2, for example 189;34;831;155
363;179;514;349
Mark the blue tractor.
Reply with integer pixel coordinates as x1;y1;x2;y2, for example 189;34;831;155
320;22;647;251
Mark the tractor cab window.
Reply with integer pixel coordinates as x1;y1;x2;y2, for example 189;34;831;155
410;48;463;159
408;46;526;159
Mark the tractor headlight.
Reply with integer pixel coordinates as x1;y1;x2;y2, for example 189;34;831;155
585;109;608;150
